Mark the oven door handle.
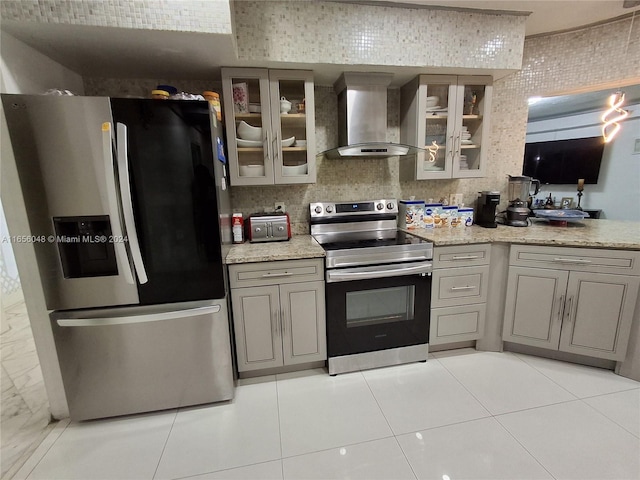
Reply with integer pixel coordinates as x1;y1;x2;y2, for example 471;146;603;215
326;263;432;283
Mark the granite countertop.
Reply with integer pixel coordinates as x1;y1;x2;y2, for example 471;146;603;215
404;219;640;250
225;234;326;264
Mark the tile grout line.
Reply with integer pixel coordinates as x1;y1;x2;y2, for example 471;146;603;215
150;409;179;480
274;374;285;477
10;417;71;480
578;394;640;439
492;413;559;480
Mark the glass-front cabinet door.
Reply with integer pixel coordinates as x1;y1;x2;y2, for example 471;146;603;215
221;68;315;186
400;75;492;180
451;76;492;178
270;70;316;184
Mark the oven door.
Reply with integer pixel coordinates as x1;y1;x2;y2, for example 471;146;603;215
325;262;431;358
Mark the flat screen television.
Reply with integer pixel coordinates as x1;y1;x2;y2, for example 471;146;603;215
522;136;605;184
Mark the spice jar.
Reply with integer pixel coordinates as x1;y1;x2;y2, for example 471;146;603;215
151;89;170;100
203;91;222;121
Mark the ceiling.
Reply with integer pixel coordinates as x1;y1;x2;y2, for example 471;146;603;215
394;0;640;36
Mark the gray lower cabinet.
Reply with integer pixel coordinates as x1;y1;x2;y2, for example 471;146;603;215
430;244;491;345
503;246;640;361
228;259;326;373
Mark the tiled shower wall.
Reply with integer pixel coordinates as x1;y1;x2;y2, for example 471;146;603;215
83;15;639;234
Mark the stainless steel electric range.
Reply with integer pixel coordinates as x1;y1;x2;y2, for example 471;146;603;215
310;199;433;375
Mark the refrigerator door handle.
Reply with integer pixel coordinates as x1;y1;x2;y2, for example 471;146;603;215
56;304;221;327
102;122;135;285
116;123;148;284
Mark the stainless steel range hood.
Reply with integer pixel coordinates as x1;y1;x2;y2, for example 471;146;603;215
321;72;424;159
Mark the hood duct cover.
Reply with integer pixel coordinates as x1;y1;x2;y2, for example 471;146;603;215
321;72;425;159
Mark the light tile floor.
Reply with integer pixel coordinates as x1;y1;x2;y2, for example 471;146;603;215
12;348;640;480
1;295;53;479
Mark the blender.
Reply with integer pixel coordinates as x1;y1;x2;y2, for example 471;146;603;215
506;175;540;227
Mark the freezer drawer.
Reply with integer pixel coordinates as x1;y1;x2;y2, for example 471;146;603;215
51;299;234;421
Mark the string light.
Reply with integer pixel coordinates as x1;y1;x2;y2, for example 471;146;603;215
601;91;629;143
427;140;439;163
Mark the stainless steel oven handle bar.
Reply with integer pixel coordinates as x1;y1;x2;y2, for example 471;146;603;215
116;123;148;284
102;122;135;285
326;262;432;283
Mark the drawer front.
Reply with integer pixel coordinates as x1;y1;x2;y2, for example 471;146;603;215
510;245;640;275
432;265;489;307
433;244;491;269
430;303;486;345
229;259;324;288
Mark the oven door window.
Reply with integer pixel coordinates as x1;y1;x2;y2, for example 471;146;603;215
326;273;430;357
346;286;415;327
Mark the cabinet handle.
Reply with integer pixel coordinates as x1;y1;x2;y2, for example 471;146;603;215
450;285;476;291
281;308;287;337
450;255;480;260
264;130;272;164
273;130;280;165
455;132;461;158
565;296;573;322
272;309;279;338
261;272;294;278
553;258;592;265
557;294;565;321
448;134;455;160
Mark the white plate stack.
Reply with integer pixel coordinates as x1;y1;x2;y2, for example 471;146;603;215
459;154;468;170
461;126;472;145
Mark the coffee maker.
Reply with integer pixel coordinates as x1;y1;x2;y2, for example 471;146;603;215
506;175;540;227
476;191;500;228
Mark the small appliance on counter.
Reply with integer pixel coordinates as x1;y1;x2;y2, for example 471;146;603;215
246;212;291;242
475;191;500;228
506;175;540;227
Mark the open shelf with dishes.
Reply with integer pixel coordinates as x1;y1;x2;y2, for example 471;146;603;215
400;74;492;180
221;68;316;185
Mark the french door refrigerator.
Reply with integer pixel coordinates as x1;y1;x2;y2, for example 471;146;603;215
2;94;235;421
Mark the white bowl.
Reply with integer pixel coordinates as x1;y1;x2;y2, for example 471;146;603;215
282;163;308;176
282;136;295;147
425;96;439;108
239;164;265;177
295;140;307;147
237;121;262;141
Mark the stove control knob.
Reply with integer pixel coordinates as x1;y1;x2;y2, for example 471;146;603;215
314;206;322;214
376;202;384;210
387;202;395;210
326;205;334;213
277;226;285;232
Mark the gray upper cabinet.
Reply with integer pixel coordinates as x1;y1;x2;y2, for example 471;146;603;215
503;246;640;361
221;68;316;186
400;75;492;180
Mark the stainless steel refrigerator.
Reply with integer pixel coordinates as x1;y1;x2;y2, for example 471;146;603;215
2;94;235;421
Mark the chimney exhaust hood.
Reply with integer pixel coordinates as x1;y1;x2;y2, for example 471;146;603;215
321;72;425;159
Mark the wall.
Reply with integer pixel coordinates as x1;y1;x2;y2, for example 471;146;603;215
1;31;85;418
234;1;524;70
0;0;233;34
526;103;640;219
83;15;640;234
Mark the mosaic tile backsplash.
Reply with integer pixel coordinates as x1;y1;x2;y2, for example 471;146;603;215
234;1;525;71
0;0;233;34
83;14;638;234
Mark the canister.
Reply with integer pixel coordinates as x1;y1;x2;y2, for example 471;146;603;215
459;208;474;226
440;205;458;228
232;213;244;243
203;91;222;121
424;203;442;228
398;200;425;230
